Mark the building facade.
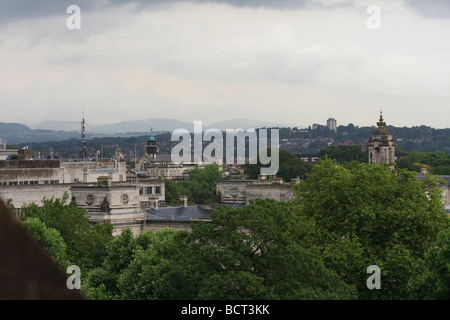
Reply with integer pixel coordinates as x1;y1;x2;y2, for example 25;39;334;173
135;130;198;180
0;137;18;161
216;175;300;207
327;117;337;133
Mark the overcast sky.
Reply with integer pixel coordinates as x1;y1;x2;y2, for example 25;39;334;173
1;0;450;128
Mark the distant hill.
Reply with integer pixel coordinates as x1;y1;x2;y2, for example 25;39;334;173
88;118;192;134
206;118;300;130
0;122;31;134
27;118;302;134
29;121;82;131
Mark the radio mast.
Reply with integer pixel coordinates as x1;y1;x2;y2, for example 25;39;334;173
81;108;87;160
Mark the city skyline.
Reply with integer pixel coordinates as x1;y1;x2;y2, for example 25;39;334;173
1;0;450;128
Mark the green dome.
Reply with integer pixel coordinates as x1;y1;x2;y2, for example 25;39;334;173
148;128;156;141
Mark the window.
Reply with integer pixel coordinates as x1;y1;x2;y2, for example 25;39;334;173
147;187;152;195
155;186;161;194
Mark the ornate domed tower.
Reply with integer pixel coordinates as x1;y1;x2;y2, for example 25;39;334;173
146;128;157;160
368;112;395;164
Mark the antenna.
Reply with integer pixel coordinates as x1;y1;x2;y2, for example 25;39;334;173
81;108;87;160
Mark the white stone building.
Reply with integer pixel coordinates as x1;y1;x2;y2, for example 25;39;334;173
216;175;300;207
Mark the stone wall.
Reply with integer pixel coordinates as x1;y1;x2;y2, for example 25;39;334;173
0;184;71;208
216;179;296;206
245;184;294;204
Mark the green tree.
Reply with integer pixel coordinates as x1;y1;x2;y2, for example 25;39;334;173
244;149;312;181
185;199;357;299
164;179;185;206
181;164;223;204
292;159;449;299
116;228;191;299
84;227;136;299
396;151;450;174
19;193;114;271
319;145;368;163
84;227;192;300
88;221;115;268
408;227;450;299
22;217;69;269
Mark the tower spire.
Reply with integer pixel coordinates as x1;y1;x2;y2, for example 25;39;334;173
146;128;157;160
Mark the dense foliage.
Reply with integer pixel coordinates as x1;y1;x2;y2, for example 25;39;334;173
165;164;223;205
292;159;449;299
396;151;450;175
17;193;114;272
244;149;312;181
318;145;368;163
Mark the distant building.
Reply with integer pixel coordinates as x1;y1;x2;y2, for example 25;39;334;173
216;175;300;207
327;117;337;133
367;112;395;164
0;137;18;160
135;129;198;180
295;153;319;163
0;126;213;235
71;177;142;235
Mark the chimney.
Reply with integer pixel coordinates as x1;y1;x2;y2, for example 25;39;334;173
179;196;188;207
97;176;112;188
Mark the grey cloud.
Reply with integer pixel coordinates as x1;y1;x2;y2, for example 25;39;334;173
0;0;351;26
3;0;450;25
405;0;450;18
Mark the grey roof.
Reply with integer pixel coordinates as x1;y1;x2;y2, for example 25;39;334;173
145;205;211;221
153;154;172;162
